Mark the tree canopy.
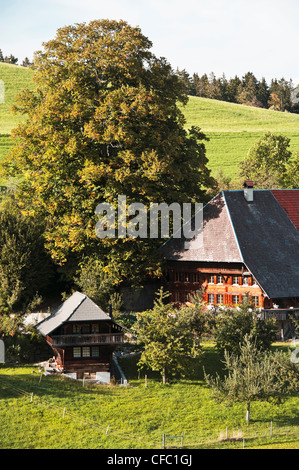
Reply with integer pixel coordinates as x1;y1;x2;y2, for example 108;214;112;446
134;289;207;383
238;132;298;189
1;19;214;292
0;205;53;314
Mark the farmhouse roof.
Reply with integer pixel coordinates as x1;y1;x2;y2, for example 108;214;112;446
161;189;299;299
35;292;111;337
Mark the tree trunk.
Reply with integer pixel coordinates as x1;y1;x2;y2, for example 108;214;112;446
246;402;250;423
162;368;166;384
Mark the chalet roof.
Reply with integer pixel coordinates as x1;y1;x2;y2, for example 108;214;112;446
160;192;243;263
35;292;111;337
271;189;299;231
161;189;299;299
223;190;299;299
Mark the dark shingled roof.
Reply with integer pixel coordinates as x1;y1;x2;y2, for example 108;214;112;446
223;190;299;299
161;189;299;299
35;292;111;337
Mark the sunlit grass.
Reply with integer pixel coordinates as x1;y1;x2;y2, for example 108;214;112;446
0;341;298;449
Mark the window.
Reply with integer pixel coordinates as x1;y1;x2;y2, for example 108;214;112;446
82;324;90;334
73;324;81;334
217;275;223;284
232;295;239;304
92;346;100;357
91;324;99;333
208;275;214;284
233;276;239;285
208;294;214;304
243;277;249;286
217;294;223;304
252;296;259;306
174;291;181;302
82;347;90;357
192;272;200;283
252;278;257;286
73;347;81;358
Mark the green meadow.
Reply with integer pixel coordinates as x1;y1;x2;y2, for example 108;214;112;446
181;96;299;178
0;341;298;449
1;62;299;179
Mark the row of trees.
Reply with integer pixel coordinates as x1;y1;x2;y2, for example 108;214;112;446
177;70;299;113
134;289;299;422
0;49;32;67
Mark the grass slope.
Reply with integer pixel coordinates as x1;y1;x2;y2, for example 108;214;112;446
1;64;299;180
0;342;298;450
0;63;34;163
181;96;299;178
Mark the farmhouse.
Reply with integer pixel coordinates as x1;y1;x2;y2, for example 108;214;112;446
35;292;124;382
161;182;299;338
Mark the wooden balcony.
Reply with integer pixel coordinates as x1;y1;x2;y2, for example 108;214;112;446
51;333;124;347
260;308;299;321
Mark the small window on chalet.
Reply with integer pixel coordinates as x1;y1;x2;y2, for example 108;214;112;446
92;346;99;357
217;275;223;284
174;291;181;302
192;272;200;283
73;347;81;358
217;294;223;304
252;278;257;286
252;296;259;306
208;275;214;284
232;295;239;304
91;324;99;333
73;324;81;334
82;324;90;334
208;294;214;304
233;276;239;285
82;347;90;357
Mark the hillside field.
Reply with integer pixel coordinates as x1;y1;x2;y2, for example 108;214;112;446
1;62;299;179
0;341;298;450
180;96;299;178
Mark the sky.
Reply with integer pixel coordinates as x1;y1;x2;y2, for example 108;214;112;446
0;0;299;85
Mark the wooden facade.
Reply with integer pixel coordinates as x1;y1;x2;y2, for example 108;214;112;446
35;292;124;381
161;187;299;314
167;261;266;308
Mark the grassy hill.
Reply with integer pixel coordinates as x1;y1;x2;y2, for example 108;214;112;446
181;96;299;178
0;63;34;161
1;63;299;179
0;341;298;449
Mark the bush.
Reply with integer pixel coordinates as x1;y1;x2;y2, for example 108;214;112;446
213;297;277;355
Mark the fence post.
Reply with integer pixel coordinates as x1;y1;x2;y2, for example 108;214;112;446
162;433;165;449
270;421;273;437
63;407;66;418
30;393;33;402
145;375;147;388
106;425;110;435
181;432;184;447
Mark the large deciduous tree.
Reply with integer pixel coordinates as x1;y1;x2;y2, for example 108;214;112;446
2;19;213;291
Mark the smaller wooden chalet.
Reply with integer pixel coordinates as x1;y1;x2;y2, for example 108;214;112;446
35;292;124;382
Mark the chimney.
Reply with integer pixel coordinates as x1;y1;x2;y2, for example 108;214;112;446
243;180;254;203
